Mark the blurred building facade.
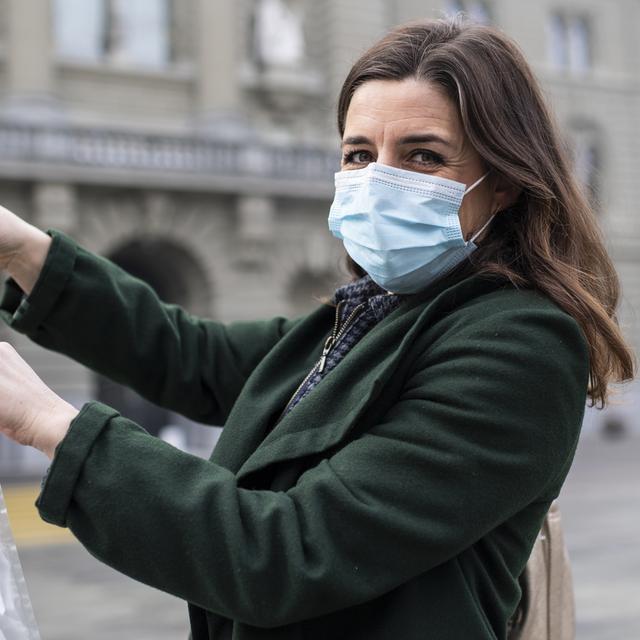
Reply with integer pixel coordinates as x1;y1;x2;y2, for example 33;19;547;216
0;0;638;474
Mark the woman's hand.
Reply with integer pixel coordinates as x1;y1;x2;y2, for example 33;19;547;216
0;205;52;294
0;342;79;460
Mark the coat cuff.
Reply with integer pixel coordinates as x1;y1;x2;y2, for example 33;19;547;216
0;230;78;334
36;402;120;527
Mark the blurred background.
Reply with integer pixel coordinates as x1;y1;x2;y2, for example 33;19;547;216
0;1;638;638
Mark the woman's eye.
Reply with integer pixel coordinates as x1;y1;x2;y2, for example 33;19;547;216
343;149;373;165
411;150;444;165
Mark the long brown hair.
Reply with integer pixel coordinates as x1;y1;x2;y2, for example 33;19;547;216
337;18;635;406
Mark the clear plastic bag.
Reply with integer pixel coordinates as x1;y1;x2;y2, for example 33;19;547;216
0;484;41;640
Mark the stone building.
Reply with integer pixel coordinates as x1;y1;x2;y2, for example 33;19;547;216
0;0;638;474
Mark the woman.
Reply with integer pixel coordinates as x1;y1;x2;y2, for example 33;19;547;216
0;18;634;640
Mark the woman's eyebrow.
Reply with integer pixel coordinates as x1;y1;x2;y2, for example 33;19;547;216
341;135;373;147
341;134;452;147
397;133;452;147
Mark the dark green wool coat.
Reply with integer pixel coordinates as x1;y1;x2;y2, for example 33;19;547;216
0;231;589;639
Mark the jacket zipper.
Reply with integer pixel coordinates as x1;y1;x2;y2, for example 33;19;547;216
318;301;367;373
277;300;366;421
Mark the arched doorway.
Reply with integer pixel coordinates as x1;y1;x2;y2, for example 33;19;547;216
95;236;211;438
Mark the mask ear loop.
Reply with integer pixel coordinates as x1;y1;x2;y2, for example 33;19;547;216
468;212;496;245
464;170;491;195
464;170;495;244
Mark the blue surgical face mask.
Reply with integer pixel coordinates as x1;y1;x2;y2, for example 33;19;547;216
328;162;493;294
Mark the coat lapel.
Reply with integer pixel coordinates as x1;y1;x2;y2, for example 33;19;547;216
215;273;501;482
209;304;334;473
234;298;432;481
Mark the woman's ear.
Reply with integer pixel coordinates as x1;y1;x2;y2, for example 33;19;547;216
491;174;521;214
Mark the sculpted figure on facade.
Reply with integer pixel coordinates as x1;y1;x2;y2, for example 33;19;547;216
251;0;305;68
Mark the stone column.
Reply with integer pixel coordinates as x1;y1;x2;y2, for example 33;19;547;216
320;0;390;130
229;194;275;279
33;183;77;234
194;0;246;137
236;194;275;242
3;0;61;122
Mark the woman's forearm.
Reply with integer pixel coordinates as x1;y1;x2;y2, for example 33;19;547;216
1;231;298;425
0;204;52;295
6;226;52;295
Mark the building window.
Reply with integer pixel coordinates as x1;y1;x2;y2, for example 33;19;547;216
567;15;591;73
444;0;464;15
547;12;592;74
570;125;601;206
53;0;170;69
548;13;568;69
106;0;169;68
53;0;104;63
444;1;491;24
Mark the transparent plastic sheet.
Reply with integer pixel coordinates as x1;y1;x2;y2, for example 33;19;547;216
0;485;41;640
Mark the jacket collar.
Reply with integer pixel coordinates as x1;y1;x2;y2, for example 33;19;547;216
333;275;401;323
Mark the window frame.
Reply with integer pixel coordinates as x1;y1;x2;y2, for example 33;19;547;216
547;9;594;76
52;0;175;72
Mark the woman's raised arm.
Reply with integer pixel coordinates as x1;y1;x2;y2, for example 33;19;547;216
0;206;300;426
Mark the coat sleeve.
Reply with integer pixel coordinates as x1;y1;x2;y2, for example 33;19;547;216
34;299;589;628
0;230;296;424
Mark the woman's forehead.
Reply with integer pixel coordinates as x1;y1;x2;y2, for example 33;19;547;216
344;78;464;144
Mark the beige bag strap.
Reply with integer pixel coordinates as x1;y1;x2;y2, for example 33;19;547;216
507;500;575;640
545;502;575;638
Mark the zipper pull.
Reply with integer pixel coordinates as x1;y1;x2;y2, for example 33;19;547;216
318;335;334;374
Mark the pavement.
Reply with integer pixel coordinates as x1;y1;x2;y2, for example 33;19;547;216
559;430;640;640
2;429;639;640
